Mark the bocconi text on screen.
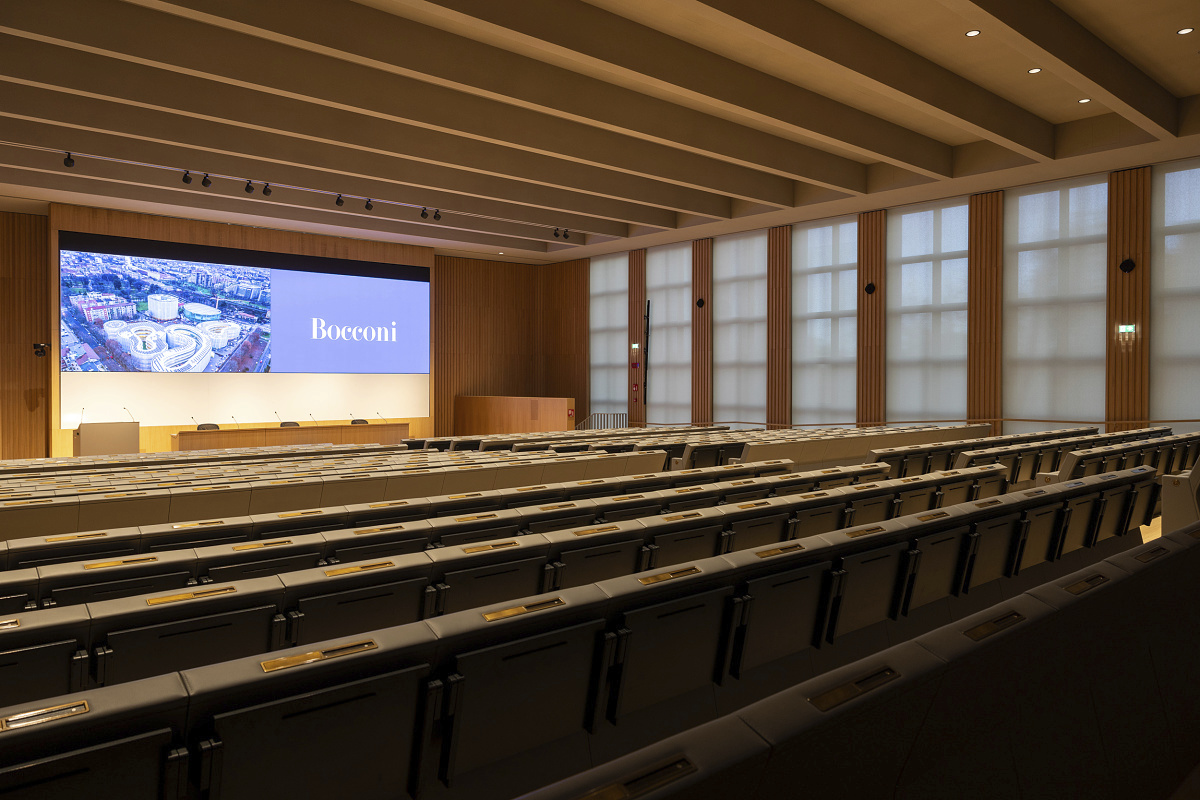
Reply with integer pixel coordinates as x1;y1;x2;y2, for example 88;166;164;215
311;318;399;342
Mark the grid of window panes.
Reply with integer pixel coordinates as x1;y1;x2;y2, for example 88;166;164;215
588;252;629;417
712;231;768;428
645;242;693;425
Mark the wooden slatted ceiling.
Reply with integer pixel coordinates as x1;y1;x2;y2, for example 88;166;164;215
767;225;792;429
691;238;713;426
968;192;1004;435
627;249;647;426
1106;166;1151;432
856;210;886;426
0;211;50;459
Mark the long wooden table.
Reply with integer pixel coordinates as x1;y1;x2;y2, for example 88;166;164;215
171;422;410;451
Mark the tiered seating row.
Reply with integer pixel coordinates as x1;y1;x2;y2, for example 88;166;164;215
0;450;676;539
0;465;1004;621
530;525;1200;800
868;425;1098;478
1040;429;1200;483
0;467;1159;800
950;426;1170;484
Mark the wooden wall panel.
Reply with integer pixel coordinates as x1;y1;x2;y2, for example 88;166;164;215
0;212;50;459
537;258;590;426
48;204;437;453
968;192;1004;435
857;210;887;426
691;238;713;426
433;256;542;436
1106;167;1152;432
766;225;792;429
628;250;646;426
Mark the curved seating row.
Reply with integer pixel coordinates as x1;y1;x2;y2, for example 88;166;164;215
526;525;1200;800
868;425;1098;478
0;467;1159;800
951;426;1170;484
1039;429;1200;483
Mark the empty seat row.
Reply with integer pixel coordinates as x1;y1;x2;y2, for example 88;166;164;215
526;526;1200;800
951;426;1171;484
0;464;1006;619
869;425;1098;478
0;466;1160;800
1042;429;1200;483
0;450;675;539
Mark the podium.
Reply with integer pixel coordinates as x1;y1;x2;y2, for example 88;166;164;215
73;422;141;456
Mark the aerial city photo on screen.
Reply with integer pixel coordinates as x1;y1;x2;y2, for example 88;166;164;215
60;250;271;373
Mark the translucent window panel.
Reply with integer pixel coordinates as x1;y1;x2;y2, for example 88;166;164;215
1003;175;1107;434
792;217;858;425
1151;158;1200;433
886;200;969;423
589;252;629;416
713;230;768;428
645;242;692;425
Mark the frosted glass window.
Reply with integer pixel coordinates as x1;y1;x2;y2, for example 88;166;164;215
1004;175;1108;433
713;231;768;428
1151;158;1200;433
792;216;857;425
645;242;692;425
589;252;629;417
887;200;969;423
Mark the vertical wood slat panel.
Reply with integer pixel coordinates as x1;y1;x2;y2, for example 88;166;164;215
767;225;792;429
968;192;1004;435
857;210;887;426
538;258;590;427
0;212;50;458
1106;167;1151;432
692;238;713;426
628;249;647;426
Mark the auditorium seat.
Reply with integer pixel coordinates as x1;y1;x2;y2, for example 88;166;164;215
0;605;90;707
140;516;256;551
427;509;524;547
542;520;652;588
76;487;171;530
716;498;794;550
424;535;553;616
345;496;433;525
638;508;728;567
181;625;437;800
193;534;328;583
5;526;142;569
0;674;189;800
0;496;81;540
167;483;252;522
86;577;288;686
37;549;198;607
0;568;37;613
322;519;433;563
517;499;598;533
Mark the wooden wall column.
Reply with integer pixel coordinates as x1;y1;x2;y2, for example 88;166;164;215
539;258;590;427
766;225;792;429
1106;166;1151;432
856;210;886;426
968;192;1004;435
0;212;50;458
628;249;646;426
691;238;713;426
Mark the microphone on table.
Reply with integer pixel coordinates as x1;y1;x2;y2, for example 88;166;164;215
231;415;241;429
274;411;282;424
309;414;318;425
377;412;386;422
190;415;198;427
80;407;85;424
124;407;135;422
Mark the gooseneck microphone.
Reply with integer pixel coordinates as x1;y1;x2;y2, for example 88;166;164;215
231;415;241;429
377;412;386;422
80;407;85;424
309;414;318;425
124;407;135;422
275;411;282;423
190;416;198;427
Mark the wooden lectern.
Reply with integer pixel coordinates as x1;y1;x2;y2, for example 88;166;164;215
73;421;141;456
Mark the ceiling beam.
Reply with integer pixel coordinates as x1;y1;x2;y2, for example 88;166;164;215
352;0;956;177
121;0;870;194
687;0;1055;162
938;0;1178;139
1;0;793;208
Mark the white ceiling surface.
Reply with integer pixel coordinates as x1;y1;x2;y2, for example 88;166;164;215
0;0;1195;265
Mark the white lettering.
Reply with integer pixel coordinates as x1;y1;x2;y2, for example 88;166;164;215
364;326;376;342
340;325;352;340
310;317;395;343
352;326;362;341
312;318;327;339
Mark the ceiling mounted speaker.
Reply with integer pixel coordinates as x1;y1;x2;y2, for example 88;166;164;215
1119;258;1136;273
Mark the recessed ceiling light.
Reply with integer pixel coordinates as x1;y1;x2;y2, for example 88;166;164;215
498;252;504;255
965;29;981;37
1027;67;1042;74
1178;27;1194;35
1078;98;1092;103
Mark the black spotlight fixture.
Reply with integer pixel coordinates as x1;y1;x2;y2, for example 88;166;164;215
1119;258;1136;273
563;229;570;240
63;152;75;168
182;170;193;184
335;194;344;206
420;207;428;219
201;173;212;187
433;209;441;221
365;199;373;210
244;180;254;194
553;228;561;238
262;183;272;196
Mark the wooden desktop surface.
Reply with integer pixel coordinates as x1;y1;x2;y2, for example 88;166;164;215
172;422;410;451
